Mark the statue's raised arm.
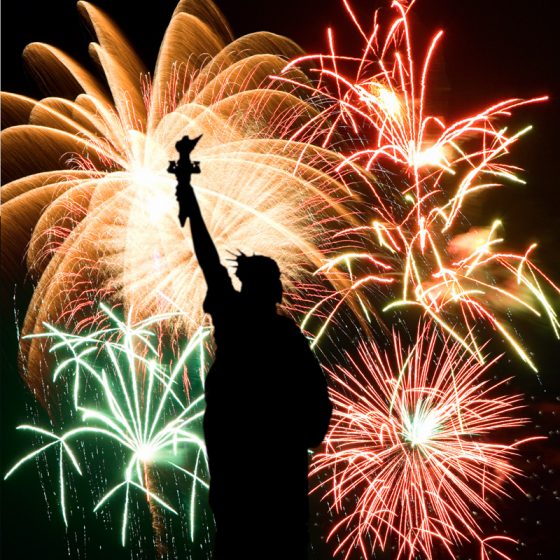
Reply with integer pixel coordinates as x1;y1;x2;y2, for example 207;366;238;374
168;135;224;287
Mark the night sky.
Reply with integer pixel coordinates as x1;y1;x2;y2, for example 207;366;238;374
1;1;559;559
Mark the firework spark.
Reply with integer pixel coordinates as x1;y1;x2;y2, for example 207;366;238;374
4;304;209;548
1;0;364;402
281;0;559;369
313;324;539;560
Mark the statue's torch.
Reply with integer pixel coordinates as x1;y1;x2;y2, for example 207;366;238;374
167;134;202;226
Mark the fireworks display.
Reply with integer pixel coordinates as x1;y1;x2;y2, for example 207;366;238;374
282;0;559;369
2;0;362;403
4;304;210;549
2;1;558;559
312;324;539;559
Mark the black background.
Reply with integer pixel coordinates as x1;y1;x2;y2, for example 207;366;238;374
2;1;559;559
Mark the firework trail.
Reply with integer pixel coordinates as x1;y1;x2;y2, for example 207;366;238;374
280;0;559;369
313;323;540;560
4;304;210;550
1;0;366;403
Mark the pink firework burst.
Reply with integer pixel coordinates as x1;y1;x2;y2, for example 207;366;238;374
312;324;541;560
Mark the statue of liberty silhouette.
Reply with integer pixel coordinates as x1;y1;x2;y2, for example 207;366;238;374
169;135;332;559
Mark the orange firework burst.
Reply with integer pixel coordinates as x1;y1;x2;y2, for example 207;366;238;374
313;323;540;560
280;0;559;370
1;0;367;401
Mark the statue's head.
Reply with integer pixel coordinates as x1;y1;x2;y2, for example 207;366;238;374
234;253;283;308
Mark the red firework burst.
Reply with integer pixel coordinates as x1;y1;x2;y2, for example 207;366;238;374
312;324;540;559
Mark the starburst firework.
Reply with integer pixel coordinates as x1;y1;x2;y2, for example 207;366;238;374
1;0;364;402
312;324;539;559
5;304;209;549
